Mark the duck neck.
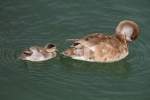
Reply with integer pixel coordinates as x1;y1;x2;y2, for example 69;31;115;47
115;34;129;46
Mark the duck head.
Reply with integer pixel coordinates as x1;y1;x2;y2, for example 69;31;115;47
115;20;140;42
44;43;57;53
19;43;57;61
18;48;33;60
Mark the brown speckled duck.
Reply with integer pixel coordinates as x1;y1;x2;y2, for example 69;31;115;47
19;43;57;62
63;20;140;63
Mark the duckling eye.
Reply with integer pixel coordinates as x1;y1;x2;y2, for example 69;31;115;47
23;51;32;56
47;44;55;48
73;42;80;46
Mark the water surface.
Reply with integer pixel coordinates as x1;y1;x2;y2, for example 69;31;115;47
0;0;150;100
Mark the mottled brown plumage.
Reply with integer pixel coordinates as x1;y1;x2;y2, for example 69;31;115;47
63;20;139;63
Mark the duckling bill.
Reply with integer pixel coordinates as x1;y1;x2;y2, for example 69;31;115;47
19;43;57;62
63;20;140;63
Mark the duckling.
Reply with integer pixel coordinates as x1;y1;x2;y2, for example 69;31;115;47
63;20;140;63
19;43;57;62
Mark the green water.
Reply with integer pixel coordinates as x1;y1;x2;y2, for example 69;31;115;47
0;0;150;100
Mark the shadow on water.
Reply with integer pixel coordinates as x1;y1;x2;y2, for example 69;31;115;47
59;55;130;78
17;57;59;72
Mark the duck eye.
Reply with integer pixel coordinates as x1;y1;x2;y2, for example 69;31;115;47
47;44;55;48
131;35;136;40
23;51;32;56
73;42;80;46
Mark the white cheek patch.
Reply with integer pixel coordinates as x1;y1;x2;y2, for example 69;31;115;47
27;49;44;61
121;26;133;41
